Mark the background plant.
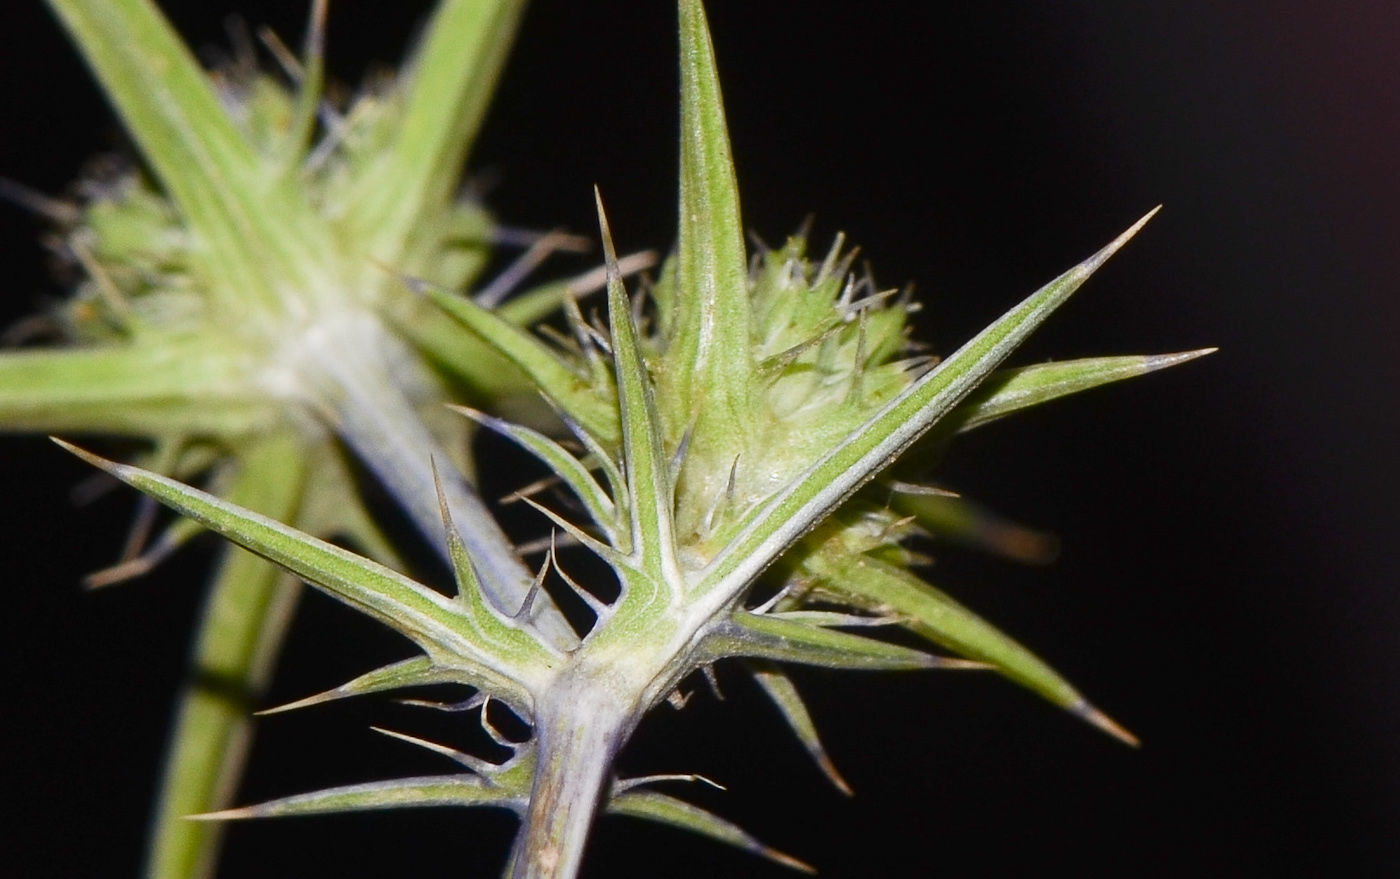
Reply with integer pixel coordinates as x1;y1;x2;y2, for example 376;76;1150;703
3;1;592;875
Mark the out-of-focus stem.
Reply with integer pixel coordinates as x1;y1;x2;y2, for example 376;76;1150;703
302;312;578;651
142;435;305;879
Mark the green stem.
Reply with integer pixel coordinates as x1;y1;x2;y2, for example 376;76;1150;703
508;675;633;879
508;603;708;879
143;435;306;879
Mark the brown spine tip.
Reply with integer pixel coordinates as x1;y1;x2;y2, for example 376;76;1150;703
750;842;816;875
813;751;855;798
253;691;336;717
1072;700;1141;748
1143;347;1219;372
184;806;258;822
932;657;995;671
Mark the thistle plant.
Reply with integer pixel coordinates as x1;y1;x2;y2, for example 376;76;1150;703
10;0;1211;877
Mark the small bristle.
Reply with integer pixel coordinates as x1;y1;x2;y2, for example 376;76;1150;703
83;538;178;590
306;0;330;59
371;726;495;773
0;177;81;225
256;26;301;80
476;229;582;308
396;694;484;712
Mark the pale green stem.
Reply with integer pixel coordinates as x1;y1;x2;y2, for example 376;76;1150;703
145;569;300;879
508;604;708;879
143;436;305;879
508;673;635;879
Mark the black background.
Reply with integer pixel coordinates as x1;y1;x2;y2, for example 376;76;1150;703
3;1;1398;876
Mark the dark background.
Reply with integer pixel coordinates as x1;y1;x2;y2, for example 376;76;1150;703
2;1;1397;876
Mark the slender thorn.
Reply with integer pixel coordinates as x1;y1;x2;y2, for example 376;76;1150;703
513;531;578;558
848;286;901;314
371;726;498;776
500;475;564;506
669;423;695;485
478;697;516;749
725;455;741;503
885;479;960;498
794;213;816;242
845;310;868;403
549;534;611;618
514;493;619;562
1071;700;1141;748
305;0;329;65
397;693;486;713
256;25;302;79
491;225;592;252
562;288;598;358
931;657;994;671
613;773;727;795
815;232;847;284
749;584;794;616
0;178;81;224
119;494;160;563
875;514;920;546
83;534;180;590
509;555;548;622
1145;347;1219;370
594;186;621;273
475;229;580;308
564;251;658;297
371;258;439;298
584;309;613;353
68;239;132;327
701;664;724;701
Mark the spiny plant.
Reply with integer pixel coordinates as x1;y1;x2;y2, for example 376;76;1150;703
6;0;1213;876
31;2;1214;878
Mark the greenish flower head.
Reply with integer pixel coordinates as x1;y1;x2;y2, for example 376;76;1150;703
9;0;578;615
637;235;920;559
35;10;500;447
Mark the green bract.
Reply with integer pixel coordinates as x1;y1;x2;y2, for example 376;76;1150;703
17;0;1212;877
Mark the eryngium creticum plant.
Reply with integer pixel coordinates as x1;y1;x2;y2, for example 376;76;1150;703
55;2;1212;876
3;1;611;876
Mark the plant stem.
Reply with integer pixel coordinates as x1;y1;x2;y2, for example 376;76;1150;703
508;606;705;879
143;435;306;879
508;672;635;879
